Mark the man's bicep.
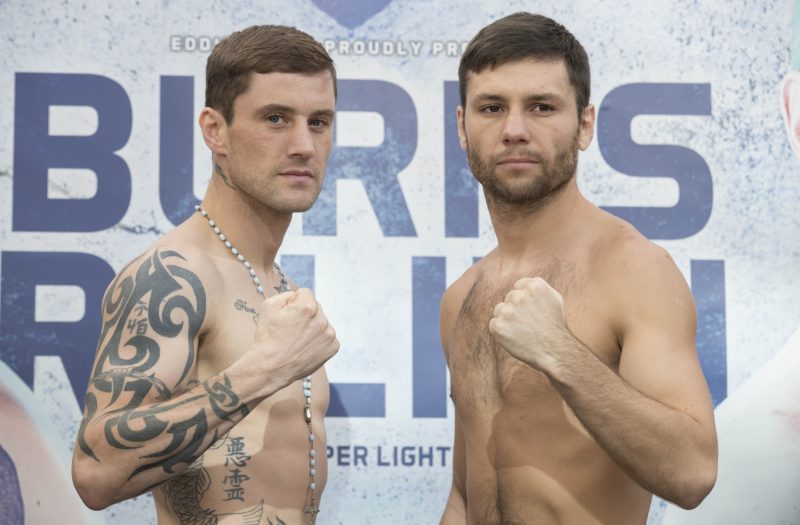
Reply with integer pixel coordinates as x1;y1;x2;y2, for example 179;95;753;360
84;249;208;414
617;268;713;424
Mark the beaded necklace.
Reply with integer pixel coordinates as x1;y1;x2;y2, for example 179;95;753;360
195;205;320;522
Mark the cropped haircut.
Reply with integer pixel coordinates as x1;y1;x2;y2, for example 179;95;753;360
458;12;590;118
205;25;336;123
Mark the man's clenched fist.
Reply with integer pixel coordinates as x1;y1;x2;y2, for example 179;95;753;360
251;288;339;390
488;277;575;371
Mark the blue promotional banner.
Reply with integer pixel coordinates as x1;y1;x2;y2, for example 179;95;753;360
0;1;798;523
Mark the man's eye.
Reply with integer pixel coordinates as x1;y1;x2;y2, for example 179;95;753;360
266;114;284;124
481;105;502;113
309;118;328;128
533;104;554;113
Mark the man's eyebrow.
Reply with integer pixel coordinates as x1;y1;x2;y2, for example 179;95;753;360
471;93;507;103
256;103;297;115
310;109;336;119
471;92;566;104
525;92;565;103
256;104;335;119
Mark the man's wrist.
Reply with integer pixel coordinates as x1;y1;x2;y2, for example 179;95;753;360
540;330;588;384
223;351;285;404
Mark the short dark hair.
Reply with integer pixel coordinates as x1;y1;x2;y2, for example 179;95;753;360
206;25;336;123
458;12;590;118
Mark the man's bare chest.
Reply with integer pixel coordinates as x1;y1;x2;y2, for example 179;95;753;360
198;289;264;377
447;269;618;411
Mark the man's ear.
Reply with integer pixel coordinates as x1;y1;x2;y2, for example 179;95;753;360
199;107;228;156
780;71;800;159
578;103;596;151
457;106;468;151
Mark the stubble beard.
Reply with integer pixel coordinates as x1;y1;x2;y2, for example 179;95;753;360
256;180;321;214
467;131;580;210
224;163;322;214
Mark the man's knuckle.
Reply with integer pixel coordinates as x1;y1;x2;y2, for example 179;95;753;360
301;302;316;316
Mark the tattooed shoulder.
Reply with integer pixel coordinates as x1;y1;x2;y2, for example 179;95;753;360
93;248;207;384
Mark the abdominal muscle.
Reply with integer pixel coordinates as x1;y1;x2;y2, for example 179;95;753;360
457;375;651;525
153;374;328;525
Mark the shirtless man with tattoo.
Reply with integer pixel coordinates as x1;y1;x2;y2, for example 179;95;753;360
71;25;339;525
439;13;718;524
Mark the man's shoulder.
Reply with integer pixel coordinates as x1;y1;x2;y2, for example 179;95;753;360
442;255;489;307
439;258;488;339
110;235;223;294
590;210;673;272
590;210;691;307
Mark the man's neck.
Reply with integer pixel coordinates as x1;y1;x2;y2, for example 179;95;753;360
486;179;588;268
196;178;292;275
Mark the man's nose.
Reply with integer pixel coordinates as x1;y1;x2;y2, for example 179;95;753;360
287;122;315;158
501;111;531;144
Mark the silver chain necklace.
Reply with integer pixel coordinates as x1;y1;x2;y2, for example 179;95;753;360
194;205;320;522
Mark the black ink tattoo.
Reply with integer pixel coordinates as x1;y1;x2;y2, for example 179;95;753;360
79;250;206;463
127;317;148;335
77;249;265;516
234;299;259;325
174;379;202;396
222;471;249;502
204;374;250;422
222;436;251;502
91;374;248;479
223;437;250;468
267;516;287;525
77;251;249;481
114;395;211;478
77;368;175;461
93;250;205;384
160;454;264;525
159;456;216;524
214;162;234;189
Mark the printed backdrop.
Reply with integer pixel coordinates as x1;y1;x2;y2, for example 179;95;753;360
1;1;798;524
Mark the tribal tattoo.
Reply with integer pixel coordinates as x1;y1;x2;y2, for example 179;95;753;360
80;371;250;480
77;250;251;483
93;250;205;383
205;374;251;423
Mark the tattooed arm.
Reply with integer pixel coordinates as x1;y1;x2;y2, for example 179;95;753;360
71;249;339;510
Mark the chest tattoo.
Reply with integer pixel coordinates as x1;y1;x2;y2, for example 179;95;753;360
233;299;259;325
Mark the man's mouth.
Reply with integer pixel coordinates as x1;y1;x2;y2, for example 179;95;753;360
496;157;541;169
279;169;314;178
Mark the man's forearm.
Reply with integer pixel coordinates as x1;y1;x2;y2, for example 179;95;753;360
74;369;267;510
545;344;716;508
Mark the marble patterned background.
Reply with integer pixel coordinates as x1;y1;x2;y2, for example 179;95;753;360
0;1;797;524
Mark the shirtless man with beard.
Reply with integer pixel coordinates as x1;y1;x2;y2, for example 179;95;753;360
71;25;339;525
440;13;717;524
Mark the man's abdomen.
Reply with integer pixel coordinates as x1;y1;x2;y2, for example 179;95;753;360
154;383;328;524
458;384;651;525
